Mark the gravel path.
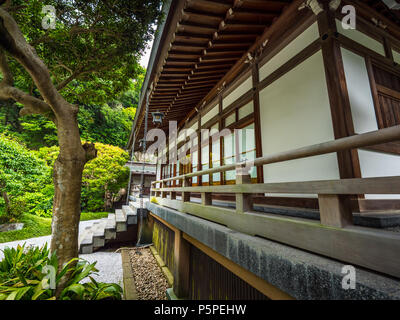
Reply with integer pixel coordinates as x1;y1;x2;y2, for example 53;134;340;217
128;247;169;300
0;219;122;286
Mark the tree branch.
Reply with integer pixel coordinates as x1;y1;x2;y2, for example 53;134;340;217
0;49;54;120
0;8;73;117
0;48;12;85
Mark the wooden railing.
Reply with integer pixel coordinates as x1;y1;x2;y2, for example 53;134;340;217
150;125;400;278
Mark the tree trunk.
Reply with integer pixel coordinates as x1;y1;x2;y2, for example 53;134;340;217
49;108;96;294
0;7;95;294
2;190;10;215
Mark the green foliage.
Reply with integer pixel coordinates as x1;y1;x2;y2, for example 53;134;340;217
0;74;141;149
19;115;58;149
0;134;128;220
0;135;52;221
0;135;49;197
0;244;122;300
35;142;130;212
0;214;51;244
7;0;162;106
78;104;136;148
82;143;130;212
80;212;109;221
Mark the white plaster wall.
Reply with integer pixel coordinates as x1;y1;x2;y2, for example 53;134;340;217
358;150;400;199
341;48;378;134
238;101;254;120
335;19;385;56
201;104;218;125
259;22;320;81
259;51;340;197
223;77;253;109
393;49;400;64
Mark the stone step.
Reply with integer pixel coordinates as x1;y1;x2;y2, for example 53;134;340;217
105;213;116;240
122;205;137;225
115;209;127;232
79;226;94;254
92;219;107;248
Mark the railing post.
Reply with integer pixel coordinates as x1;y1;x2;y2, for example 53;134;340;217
182;177;191;202
318;194;353;228
235;165;252;213
161;181;167;198
201;192;212;206
150;182;155;197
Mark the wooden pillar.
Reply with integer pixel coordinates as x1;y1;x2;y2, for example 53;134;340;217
318;7;361;180
219;94;224;184
318;6;361;213
173;229;190;298
235;165;252;213
252;62;264;183
318;194;353;227
197;117;202;186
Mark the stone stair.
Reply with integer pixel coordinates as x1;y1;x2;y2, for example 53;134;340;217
79;198;149;254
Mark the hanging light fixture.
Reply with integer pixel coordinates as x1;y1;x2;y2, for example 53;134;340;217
151;110;164;125
139;138;145;149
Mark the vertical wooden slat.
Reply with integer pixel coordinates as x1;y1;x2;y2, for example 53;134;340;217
383;36;394;62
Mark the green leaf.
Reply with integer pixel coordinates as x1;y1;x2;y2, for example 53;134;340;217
61;283;85;300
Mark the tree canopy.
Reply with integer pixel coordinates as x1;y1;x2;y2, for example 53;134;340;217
0;0;163;270
2;0;162;108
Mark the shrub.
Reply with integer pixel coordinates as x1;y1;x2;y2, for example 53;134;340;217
0;135;52;221
0;135;50;197
0;244;122;300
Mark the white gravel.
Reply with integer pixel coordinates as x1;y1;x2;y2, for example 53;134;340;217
0;219;122;285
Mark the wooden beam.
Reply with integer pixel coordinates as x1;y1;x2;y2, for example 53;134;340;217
153;176;400;195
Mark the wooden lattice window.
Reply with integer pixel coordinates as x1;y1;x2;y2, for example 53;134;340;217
369;64;400;154
373;65;400;129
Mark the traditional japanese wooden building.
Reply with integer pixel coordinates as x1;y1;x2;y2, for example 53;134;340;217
128;0;400;299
